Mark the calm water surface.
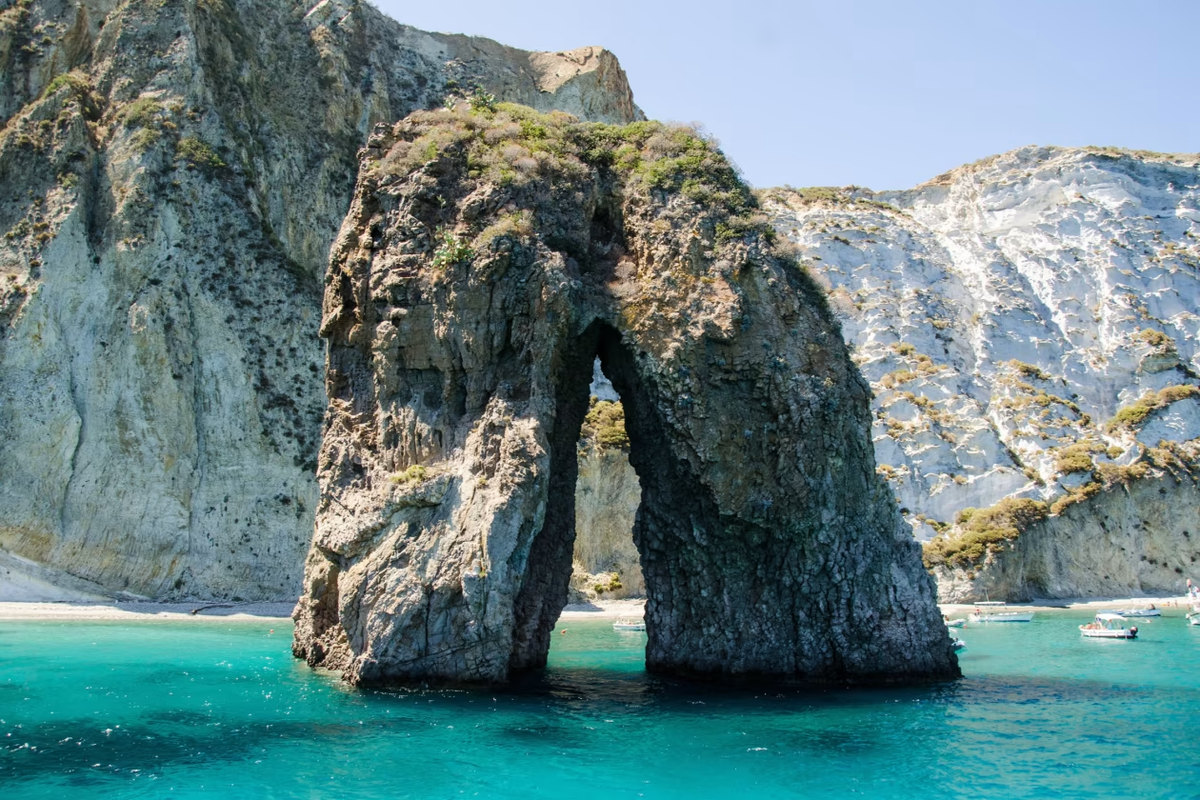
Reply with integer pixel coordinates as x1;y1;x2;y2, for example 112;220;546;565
2;610;1198;798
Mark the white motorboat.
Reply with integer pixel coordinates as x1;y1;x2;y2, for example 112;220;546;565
944;617;965;628
612;618;645;632
951;638;966;652
969;602;1034;623
1080;613;1138;639
1115;605;1161;618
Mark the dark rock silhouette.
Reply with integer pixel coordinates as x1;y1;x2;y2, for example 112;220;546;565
292;106;959;685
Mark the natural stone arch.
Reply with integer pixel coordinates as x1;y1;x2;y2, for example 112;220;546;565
292;105;959;685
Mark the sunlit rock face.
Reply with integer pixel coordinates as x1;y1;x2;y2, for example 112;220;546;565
931;444;1200;602
765;147;1200;599
0;0;640;600
291;107;958;686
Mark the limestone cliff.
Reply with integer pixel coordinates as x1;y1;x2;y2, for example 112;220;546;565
932;443;1200;602
572;397;642;600
291;106;957;685
764;146;1200;599
0;0;639;600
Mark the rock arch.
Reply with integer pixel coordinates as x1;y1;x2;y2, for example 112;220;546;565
292;107;959;685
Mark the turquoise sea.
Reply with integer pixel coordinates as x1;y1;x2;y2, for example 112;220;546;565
1;610;1197;799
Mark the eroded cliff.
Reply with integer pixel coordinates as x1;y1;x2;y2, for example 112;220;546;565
765;146;1200;599
0;0;639;600
291;105;957;685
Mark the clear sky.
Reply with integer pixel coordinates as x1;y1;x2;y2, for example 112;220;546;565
374;0;1199;191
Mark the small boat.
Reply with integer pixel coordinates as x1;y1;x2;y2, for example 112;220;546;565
1115;605;1161;618
951;638;966;652
1080;613;1138;639
612;618;645;632
1187;612;1200;627
944;617;965;628
969;602;1034;623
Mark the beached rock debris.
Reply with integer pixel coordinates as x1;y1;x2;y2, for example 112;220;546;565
291;105;959;685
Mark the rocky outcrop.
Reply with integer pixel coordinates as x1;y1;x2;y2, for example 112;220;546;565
291;105;958;686
0;0;639;600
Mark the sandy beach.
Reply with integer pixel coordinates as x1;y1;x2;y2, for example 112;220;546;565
940;596;1194;614
0;600;295;622
559;599;646;620
0;598;646;622
0;594;1191;623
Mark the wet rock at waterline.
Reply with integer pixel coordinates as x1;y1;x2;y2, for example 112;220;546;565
291;106;959;685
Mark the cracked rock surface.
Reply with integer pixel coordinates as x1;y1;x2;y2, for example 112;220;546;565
292;107;958;685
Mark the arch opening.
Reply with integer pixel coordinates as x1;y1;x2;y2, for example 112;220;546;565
570;360;643;604
507;321;728;675
507;322;652;671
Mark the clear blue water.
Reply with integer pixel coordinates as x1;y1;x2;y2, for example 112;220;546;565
2;610;1198;799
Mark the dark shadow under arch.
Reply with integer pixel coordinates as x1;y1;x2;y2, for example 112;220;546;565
509;320;735;675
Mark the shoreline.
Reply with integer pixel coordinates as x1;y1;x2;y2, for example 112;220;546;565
0;598;649;623
940;596;1194;614
0;594;1191;623
0;600;295;622
559;599;646;620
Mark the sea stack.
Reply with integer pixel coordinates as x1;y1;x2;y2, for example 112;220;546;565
291;104;960;685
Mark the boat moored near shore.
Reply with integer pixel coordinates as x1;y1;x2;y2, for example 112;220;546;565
1115;605;1161;618
1081;613;1138;639
969;602;1035;623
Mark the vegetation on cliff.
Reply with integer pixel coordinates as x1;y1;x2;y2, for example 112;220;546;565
579;398;629;453
922;497;1050;570
1105;385;1200;433
924;438;1200;573
373;101;755;216
358;102;836;341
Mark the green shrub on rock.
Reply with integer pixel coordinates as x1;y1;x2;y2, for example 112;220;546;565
1105;384;1200;432
580;398;629;453
176;137;225;170
923;497;1049;569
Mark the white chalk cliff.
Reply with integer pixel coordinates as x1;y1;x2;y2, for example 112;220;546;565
765;146;1200;598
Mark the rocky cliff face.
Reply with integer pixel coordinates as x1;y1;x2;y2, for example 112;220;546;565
291;106;957;685
0;0;639;600
764;146;1200;599
932;444;1200;602
570;397;642;600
